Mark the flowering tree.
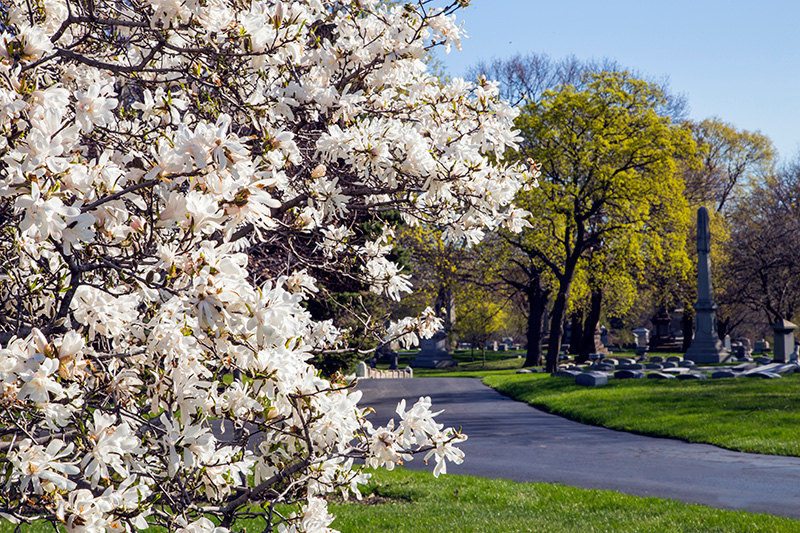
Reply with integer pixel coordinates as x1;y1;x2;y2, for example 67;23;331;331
0;0;534;531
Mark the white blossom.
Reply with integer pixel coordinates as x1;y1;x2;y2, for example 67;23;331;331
0;1;534;530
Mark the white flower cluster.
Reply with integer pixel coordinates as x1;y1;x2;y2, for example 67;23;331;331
0;0;535;531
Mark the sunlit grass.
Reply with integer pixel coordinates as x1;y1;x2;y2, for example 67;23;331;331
328;468;800;532
8;468;800;532
484;373;800;456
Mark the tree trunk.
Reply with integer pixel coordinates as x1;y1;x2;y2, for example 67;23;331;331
717;316;729;340
682;305;694;353
524;278;549;367
577;288;603;363
568;313;582;355
546;254;580;373
437;286;457;353
546;285;570;373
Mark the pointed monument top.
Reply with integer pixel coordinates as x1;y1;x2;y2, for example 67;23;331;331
697;206;710;253
771;319;797;332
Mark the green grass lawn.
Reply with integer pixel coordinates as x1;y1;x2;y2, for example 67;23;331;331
375;349;528;377
8;468;800;532
328;467;800;532
484;372;800;456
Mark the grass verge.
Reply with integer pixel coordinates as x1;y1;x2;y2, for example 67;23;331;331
329;467;800;532
7;468;800;532
484;373;800;456
375;349;527;377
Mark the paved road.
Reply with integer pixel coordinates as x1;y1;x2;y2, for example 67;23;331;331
357;378;800;519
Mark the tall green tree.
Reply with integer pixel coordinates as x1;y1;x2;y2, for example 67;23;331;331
511;72;696;371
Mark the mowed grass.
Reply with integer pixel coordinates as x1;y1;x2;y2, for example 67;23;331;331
328;467;800;532
484;372;800;456
8;468;800;532
376;349;527;378
412;356;526;377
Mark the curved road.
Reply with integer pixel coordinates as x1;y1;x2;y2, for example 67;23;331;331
357;377;800;519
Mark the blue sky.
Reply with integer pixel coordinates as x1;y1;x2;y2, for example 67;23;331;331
439;1;800;160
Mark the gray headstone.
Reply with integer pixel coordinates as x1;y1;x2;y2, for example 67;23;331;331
754;339;770;353
666;356;683;362
724;335;732;351
743;363;796;376
745;371;782;379
552;370;581;378
754;356;772;364
516;369;532;374
677;373;708;380
771;319;797;363
650;356;665;363
575;371;609;387
645;363;664;370
736;337;752;351
410;330;458;368
614;369;645;379
356;361;368;377
662;367;689;375
711;370;739;379
633;327;650;346
647;372;675;379
678;361;697;368
662;361;678;369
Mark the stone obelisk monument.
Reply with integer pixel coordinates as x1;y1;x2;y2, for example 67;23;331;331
685;206;728;363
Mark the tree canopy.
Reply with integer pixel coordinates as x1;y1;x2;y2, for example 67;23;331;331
510;71;696;371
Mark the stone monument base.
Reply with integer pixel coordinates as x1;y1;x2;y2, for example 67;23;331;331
684;339;729;364
408;355;458;368
409;330;458;368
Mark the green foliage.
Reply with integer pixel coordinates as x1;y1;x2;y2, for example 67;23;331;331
456;286;508;352
485;373;800;456
513;71;695;288
506;71;697;366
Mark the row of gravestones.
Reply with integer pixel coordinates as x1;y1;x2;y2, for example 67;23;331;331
457;341;523;351
552;357;800;386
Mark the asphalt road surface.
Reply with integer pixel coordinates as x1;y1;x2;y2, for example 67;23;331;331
357;377;800;519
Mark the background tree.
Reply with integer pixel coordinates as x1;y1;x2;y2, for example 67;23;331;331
717;159;800;336
681;117;776;212
469;53;688;120
511;72;696;371
676;118;776;344
456;286;509;365
398;224;476;351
